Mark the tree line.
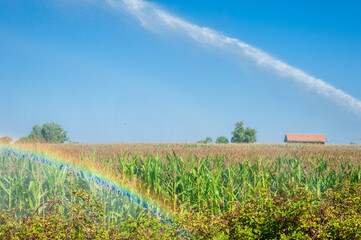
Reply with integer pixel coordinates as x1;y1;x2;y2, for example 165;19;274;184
0;123;69;144
17;122;69;143
197;121;257;144
2;121;256;145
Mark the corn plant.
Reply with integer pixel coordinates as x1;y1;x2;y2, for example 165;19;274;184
109;149;361;214
0;150;154;224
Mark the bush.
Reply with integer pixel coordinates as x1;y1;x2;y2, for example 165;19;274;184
222;182;361;239
197;137;213;144
215;136;229;144
1;175;360;239
0;137;12;144
176;182;361;239
0;175;182;239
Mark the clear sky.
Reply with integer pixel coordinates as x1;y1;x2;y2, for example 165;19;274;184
1;0;361;144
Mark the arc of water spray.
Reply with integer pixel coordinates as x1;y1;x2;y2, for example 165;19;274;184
105;0;361;118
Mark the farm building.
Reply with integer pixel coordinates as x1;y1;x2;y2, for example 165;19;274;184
284;133;327;144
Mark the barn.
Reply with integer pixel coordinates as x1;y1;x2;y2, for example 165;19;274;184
284;133;327;144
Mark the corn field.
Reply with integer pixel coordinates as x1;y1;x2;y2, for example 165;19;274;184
109;151;361;214
14;143;361;215
0;149;152;224
1;143;361;239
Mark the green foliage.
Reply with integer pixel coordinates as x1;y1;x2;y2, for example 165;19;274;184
175;182;361;239
197;137;213;144
114;151;361;215
15;137;32;144
0;152;149;223
0;151;190;239
244;127;257;143
1;181;361;239
1;148;361;239
231;121;257;143
221;182;361;239
231;121;245;143
27;124;44;142
0;178;174;239
19;123;69;143
41;123;69;143
215;136;228;144
0;136;12;144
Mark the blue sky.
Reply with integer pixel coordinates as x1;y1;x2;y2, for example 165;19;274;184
1;0;360;144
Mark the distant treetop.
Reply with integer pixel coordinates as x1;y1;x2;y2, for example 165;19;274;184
216;136;229;144
197;137;213;144
0;136;13;144
231;121;257;143
17;123;69;144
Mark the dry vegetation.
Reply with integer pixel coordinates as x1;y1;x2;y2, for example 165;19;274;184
16;142;361;165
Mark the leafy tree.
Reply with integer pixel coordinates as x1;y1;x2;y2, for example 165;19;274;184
231;121;257;143
231;121;245;143
244;127;257;143
40;122;69;143
28;124;45;142
215;136;229;144
19;123;69;143
197;137;213;144
15;137;31;144
0;136;13;144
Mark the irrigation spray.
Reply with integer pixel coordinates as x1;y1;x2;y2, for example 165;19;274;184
0;145;169;219
104;0;361;117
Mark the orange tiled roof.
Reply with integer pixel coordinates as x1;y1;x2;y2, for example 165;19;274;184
285;133;327;142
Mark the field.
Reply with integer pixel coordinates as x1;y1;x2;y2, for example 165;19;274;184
15;143;361;211
1;143;361;239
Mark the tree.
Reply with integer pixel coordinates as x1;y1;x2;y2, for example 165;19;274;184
231;121;257;143
0;136;13;144
197;137;213;144
244;127;257;143
27;124;45;142
15;137;31;144
20;123;69;143
215;136;229;144
231;121;245;143
40;123;69;143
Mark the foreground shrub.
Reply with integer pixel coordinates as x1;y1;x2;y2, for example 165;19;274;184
176;182;361;239
0;177;183;240
1;181;360;239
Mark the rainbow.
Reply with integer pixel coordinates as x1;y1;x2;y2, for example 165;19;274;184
0;145;169;219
